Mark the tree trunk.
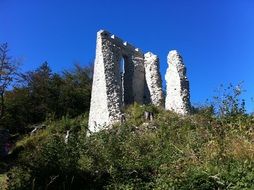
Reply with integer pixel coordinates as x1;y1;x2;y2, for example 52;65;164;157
0;92;4;119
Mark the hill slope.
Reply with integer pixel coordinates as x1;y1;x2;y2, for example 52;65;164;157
3;103;254;190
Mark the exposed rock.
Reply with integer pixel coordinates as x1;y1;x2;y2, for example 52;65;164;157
165;50;191;115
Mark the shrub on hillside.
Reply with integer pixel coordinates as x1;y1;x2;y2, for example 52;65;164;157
5;103;254;189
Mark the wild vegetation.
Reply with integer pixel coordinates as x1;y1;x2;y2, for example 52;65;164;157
4;101;254;190
1;43;254;189
0;60;92;133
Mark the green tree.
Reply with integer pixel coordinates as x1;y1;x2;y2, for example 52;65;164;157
3;62;92;133
58;64;92;117
0;43;19;120
25;62;53;123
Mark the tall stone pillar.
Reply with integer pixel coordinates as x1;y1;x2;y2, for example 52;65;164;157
144;52;164;107
165;50;191;114
88;30;122;132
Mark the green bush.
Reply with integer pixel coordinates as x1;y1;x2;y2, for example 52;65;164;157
7;167;31;190
0;174;8;190
6;103;254;189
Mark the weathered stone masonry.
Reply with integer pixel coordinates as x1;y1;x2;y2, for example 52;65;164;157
89;30;190;132
89;30;158;132
144;52;164;107
165;50;191;115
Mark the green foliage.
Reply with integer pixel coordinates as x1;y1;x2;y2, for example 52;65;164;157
7;167;31;190
125;103;145;125
213;82;246;117
2;77;254;190
6;102;254;190
0;174;8;190
124;103;160;126
1;63;92;133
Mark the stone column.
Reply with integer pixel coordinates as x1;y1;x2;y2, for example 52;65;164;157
88;30;122;132
165;50;191;115
144;52;164;107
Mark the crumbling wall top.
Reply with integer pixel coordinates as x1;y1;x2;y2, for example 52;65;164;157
98;29;143;55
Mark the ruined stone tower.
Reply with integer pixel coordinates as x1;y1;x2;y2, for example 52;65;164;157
88;30;164;132
165;50;191;115
89;30;190;132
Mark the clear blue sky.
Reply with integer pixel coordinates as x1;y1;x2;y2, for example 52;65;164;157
1;0;254;111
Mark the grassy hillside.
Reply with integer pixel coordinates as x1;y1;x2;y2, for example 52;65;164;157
2;42;253;189
3;103;254;190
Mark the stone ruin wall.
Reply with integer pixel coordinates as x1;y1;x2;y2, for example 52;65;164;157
165;50;191;114
89;30;190;132
144;52;164;107
89;30;159;132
